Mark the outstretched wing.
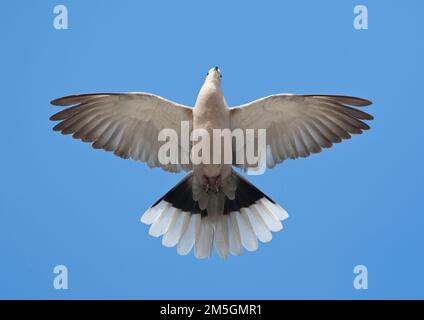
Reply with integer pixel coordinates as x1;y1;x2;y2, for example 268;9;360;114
230;94;373;169
50;93;193;172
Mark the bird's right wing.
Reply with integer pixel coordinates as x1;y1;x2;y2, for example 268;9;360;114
230;94;373;169
50;93;193;173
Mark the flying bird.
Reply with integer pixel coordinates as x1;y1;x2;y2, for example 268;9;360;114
50;67;373;259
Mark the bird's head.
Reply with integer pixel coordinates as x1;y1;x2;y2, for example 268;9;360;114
205;66;222;84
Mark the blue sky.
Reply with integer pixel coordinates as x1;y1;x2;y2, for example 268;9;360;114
1;0;423;299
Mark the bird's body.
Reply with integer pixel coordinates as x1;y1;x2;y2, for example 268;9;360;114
50;67;373;259
193;68;230;180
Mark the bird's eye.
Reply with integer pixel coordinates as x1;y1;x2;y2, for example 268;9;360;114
220;74;222;78
207;72;209;76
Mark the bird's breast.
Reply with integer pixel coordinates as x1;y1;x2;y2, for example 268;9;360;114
192;86;230;177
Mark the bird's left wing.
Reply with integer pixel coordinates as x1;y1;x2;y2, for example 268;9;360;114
50;93;193;172
230;94;373;169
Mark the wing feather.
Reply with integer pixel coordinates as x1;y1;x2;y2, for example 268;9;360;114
231;94;373;169
50;93;193;172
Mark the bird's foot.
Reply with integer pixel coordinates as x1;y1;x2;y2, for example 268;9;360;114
202;176;210;193
202;176;222;193
213;177;222;193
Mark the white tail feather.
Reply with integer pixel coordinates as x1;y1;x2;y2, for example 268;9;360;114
195;217;214;259
141;198;289;259
177;214;201;255
148;203;173;237
260;198;289;221
254;203;283;232
140;200;168;224
237;209;258;252
162;212;190;247
247;206;272;243
228;212;242;256
214;215;229;259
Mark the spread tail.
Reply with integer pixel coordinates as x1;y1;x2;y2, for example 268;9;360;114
140;171;288;259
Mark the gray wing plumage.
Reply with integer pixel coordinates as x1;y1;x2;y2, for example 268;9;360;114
230;94;373;169
50;93;193;172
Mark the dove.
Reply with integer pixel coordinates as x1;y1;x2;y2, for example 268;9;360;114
50;66;373;259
